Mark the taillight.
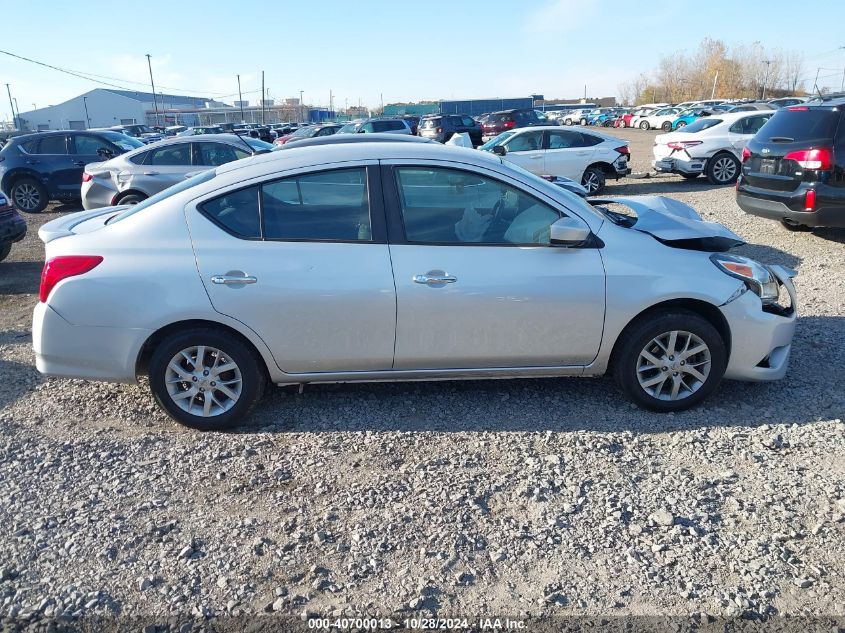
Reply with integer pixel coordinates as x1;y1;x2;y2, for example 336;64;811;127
804;189;816;212
39;256;103;303
667;141;703;150
82;172;92;182
436;127;442;133
784;147;833;170
787;106;809;111
614;145;630;156
503;121;516;129
741;146;751;163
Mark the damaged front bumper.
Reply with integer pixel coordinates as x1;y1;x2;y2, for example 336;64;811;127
719;265;798;381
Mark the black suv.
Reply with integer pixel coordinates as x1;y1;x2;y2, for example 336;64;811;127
418;114;482;145
0;190;26;262
738;97;845;229
0;130;144;212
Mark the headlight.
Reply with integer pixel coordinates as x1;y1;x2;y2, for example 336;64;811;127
710;253;779;304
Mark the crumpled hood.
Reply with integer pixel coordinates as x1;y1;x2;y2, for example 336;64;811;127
589;195;745;251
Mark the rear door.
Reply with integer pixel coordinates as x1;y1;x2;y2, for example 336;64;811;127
193;141;250;168
543;129;596;180
34;135;76;194
727;114;772;155
186;163;396;373
501;130;545;174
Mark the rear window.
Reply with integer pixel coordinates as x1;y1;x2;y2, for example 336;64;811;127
420;118;441;128
488;113;512;123
681;118;723;133
757;108;840;143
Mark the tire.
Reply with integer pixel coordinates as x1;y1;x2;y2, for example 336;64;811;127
581;167;606;195
705;152;740;185
11;177;49;213
639;121;650;130
148;328;266;431
681;173;700;180
780;220;812;232
117;192;147;205
675;121;687;129
580;118;587;126
612;310;727;412
0;242;11;263
564;118;573;126
661;121;672;132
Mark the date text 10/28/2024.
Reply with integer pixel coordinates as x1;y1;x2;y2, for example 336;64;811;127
307;617;526;630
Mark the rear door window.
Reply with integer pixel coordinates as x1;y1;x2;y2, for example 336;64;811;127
504;130;543;152
37;135;68;154
73;135;113;155
194;142;248;166
461;116;475;127
200;186;261;239
148;144;192;166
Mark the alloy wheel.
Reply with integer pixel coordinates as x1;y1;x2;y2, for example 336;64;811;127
13;183;41;211
636;330;711;401
712;156;737;183
165;345;243;417
582;171;601;193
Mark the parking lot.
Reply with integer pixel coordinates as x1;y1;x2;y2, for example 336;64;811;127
1;128;844;624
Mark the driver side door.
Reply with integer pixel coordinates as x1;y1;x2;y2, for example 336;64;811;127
501;130;545;175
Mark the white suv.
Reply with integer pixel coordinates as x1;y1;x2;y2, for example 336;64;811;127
652;111;773;184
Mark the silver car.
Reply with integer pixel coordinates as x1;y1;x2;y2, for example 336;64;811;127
81;134;273;209
35;142;797;430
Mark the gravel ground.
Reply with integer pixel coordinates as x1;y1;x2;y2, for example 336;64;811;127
1;129;844;629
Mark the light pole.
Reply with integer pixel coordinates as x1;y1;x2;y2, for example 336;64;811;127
83;96;91;129
299;90;304;123
761;60;771;100
237;75;244;123
5;84;16;130
146;54;160;127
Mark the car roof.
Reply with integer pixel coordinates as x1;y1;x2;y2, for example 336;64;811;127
279;133;436;150
122;133;252;155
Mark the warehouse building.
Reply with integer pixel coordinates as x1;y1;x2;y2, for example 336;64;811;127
15;88;229;131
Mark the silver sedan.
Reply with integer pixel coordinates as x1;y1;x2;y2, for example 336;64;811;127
35;141;797;430
81;134;273;209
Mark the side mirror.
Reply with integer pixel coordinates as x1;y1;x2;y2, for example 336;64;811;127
550;216;591;247
492;145;507;156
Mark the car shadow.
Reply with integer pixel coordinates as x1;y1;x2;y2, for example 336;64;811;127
603;177;728;196
812;227;845;244
0;262;43;294
240;315;843;436
0;358;43;413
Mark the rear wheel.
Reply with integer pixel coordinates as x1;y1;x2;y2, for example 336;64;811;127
705;153;740;185
580;118;588;126
0;242;11;263
581;167;606;195
117;192;147;205
612;311;726;412
11;178;48;213
675;121;687;129
564;118;573;126
661;121;672;132
148;328;266;431
639;121;650;130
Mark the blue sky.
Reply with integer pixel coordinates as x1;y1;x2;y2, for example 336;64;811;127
2;0;845;119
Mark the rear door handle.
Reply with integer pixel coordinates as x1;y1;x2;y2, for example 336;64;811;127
413;273;457;285
211;274;257;285
143;171;159;176
529;155;543;159
72;161;85;167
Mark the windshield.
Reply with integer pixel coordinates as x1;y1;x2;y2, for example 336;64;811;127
242;137;274;151
681;118;723;133
290;126;318;139
99;131;145;151
503;160;601;220
478;131;516;151
337;123;359;134
136;126;153;134
108;170;216;224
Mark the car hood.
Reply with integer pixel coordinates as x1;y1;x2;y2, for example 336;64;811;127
589;195;744;251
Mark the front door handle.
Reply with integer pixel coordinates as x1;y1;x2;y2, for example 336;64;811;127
529;155;543;159
211;274;257;285
413;273;457;285
143;171;160;176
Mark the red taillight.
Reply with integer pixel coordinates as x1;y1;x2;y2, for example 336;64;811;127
82;172;92;182
741;146;751;163
667;140;703;150
39;256;103;303
784;147;833;170
804;189;817;212
503;121;516;129
787;106;809;111
614;145;630;155
436;127;442;133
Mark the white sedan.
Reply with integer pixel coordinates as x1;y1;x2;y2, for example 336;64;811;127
652;111;773;184
636;107;682;131
33;138;797;430
479;126;631;194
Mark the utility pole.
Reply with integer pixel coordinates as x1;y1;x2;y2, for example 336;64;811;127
261;71;265;124
5;84;16;130
145;54;160;127
710;71;719;99
83;96;90;129
299;90;304;123
761;60;771;100
237;75;244;123
329;89;333;117
814;67;821;95
380;92;383;115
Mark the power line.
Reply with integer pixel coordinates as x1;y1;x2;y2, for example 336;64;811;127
0;48;230;97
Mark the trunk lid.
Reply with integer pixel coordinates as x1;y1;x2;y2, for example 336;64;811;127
38;206;127;243
743;106;841;192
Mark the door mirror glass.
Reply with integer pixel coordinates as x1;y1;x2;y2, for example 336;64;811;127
491;145;507;156
549;216;591;246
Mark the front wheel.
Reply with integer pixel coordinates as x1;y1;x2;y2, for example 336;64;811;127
639;121;650;130
661;121;672;132
580;118;587;126
148;328;266;430
581;167;606;195
705;153;740;185
675;121;687;129
564;118;573;126
612;311;727;412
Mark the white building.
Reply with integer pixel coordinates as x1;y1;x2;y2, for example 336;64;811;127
16;88;230;131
